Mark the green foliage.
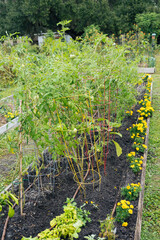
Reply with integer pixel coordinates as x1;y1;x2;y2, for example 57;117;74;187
99;215;116;240
0;191;18;218
141;58;160;239
136;12;160;36
0;25;142;183
112;140;122;157
0;0;159;37
84;235;105;240
116;200;134;223
22;199;91;240
121;183;141;201
132;142;147;154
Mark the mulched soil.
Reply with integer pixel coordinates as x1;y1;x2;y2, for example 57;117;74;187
0;100;144;240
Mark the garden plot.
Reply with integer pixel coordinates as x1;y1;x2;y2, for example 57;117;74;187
0;26;154;240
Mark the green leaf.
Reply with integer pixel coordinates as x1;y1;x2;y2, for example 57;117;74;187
112;140;122;157
8;205;15;218
9;193;19;205
110;132;122;137
106;120;121;128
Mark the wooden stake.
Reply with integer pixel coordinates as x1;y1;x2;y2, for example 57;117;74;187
19;100;24;216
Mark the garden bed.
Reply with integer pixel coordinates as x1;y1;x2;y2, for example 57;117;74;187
138;67;155;74
0;103;145;240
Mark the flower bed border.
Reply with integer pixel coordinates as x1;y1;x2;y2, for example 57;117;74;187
134;82;153;240
138;67;155;74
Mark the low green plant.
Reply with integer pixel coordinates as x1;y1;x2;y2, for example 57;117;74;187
133;142;147;153
138;100;154;118
116;200;134;223
99;215;116;240
127;151;136;161
121;183;141;201
0;191;18;217
127;119;147;139
141;74;150;83
129;158;143;174
133;136;145;145
125;110;133;116
4;110;18;122
22;198;91;240
84;234;105;240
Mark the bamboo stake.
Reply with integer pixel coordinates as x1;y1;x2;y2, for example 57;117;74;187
19;100;24;216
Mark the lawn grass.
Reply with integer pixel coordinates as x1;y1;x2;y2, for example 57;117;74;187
141;55;160;239
0;85;17;99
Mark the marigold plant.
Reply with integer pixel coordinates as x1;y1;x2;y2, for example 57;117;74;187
116;200;134;223
133;142;147;153
121;183;141;201
129;158;143;174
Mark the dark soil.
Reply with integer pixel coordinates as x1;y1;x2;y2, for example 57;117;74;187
0;104;143;240
0;114;7;127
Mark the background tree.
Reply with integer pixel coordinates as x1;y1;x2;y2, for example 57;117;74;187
136;12;160;36
0;0;160;38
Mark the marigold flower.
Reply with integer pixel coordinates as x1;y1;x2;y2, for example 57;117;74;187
142;144;147;149
122;222;128;227
128;209;133;214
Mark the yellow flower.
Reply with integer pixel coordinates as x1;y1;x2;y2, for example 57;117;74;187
117;202;121;206
130;205;134;209
122;204;129;209
142;144;147;149
129;192;132;195
91;201;94;204
10;148;14;154
122;222;128;227
136;147;139;151
128;209;133;214
126;186;130;190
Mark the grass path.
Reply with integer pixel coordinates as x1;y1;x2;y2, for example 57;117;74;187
141;55;160;239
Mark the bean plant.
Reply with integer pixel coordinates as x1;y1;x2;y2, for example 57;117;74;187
0;22;142;192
